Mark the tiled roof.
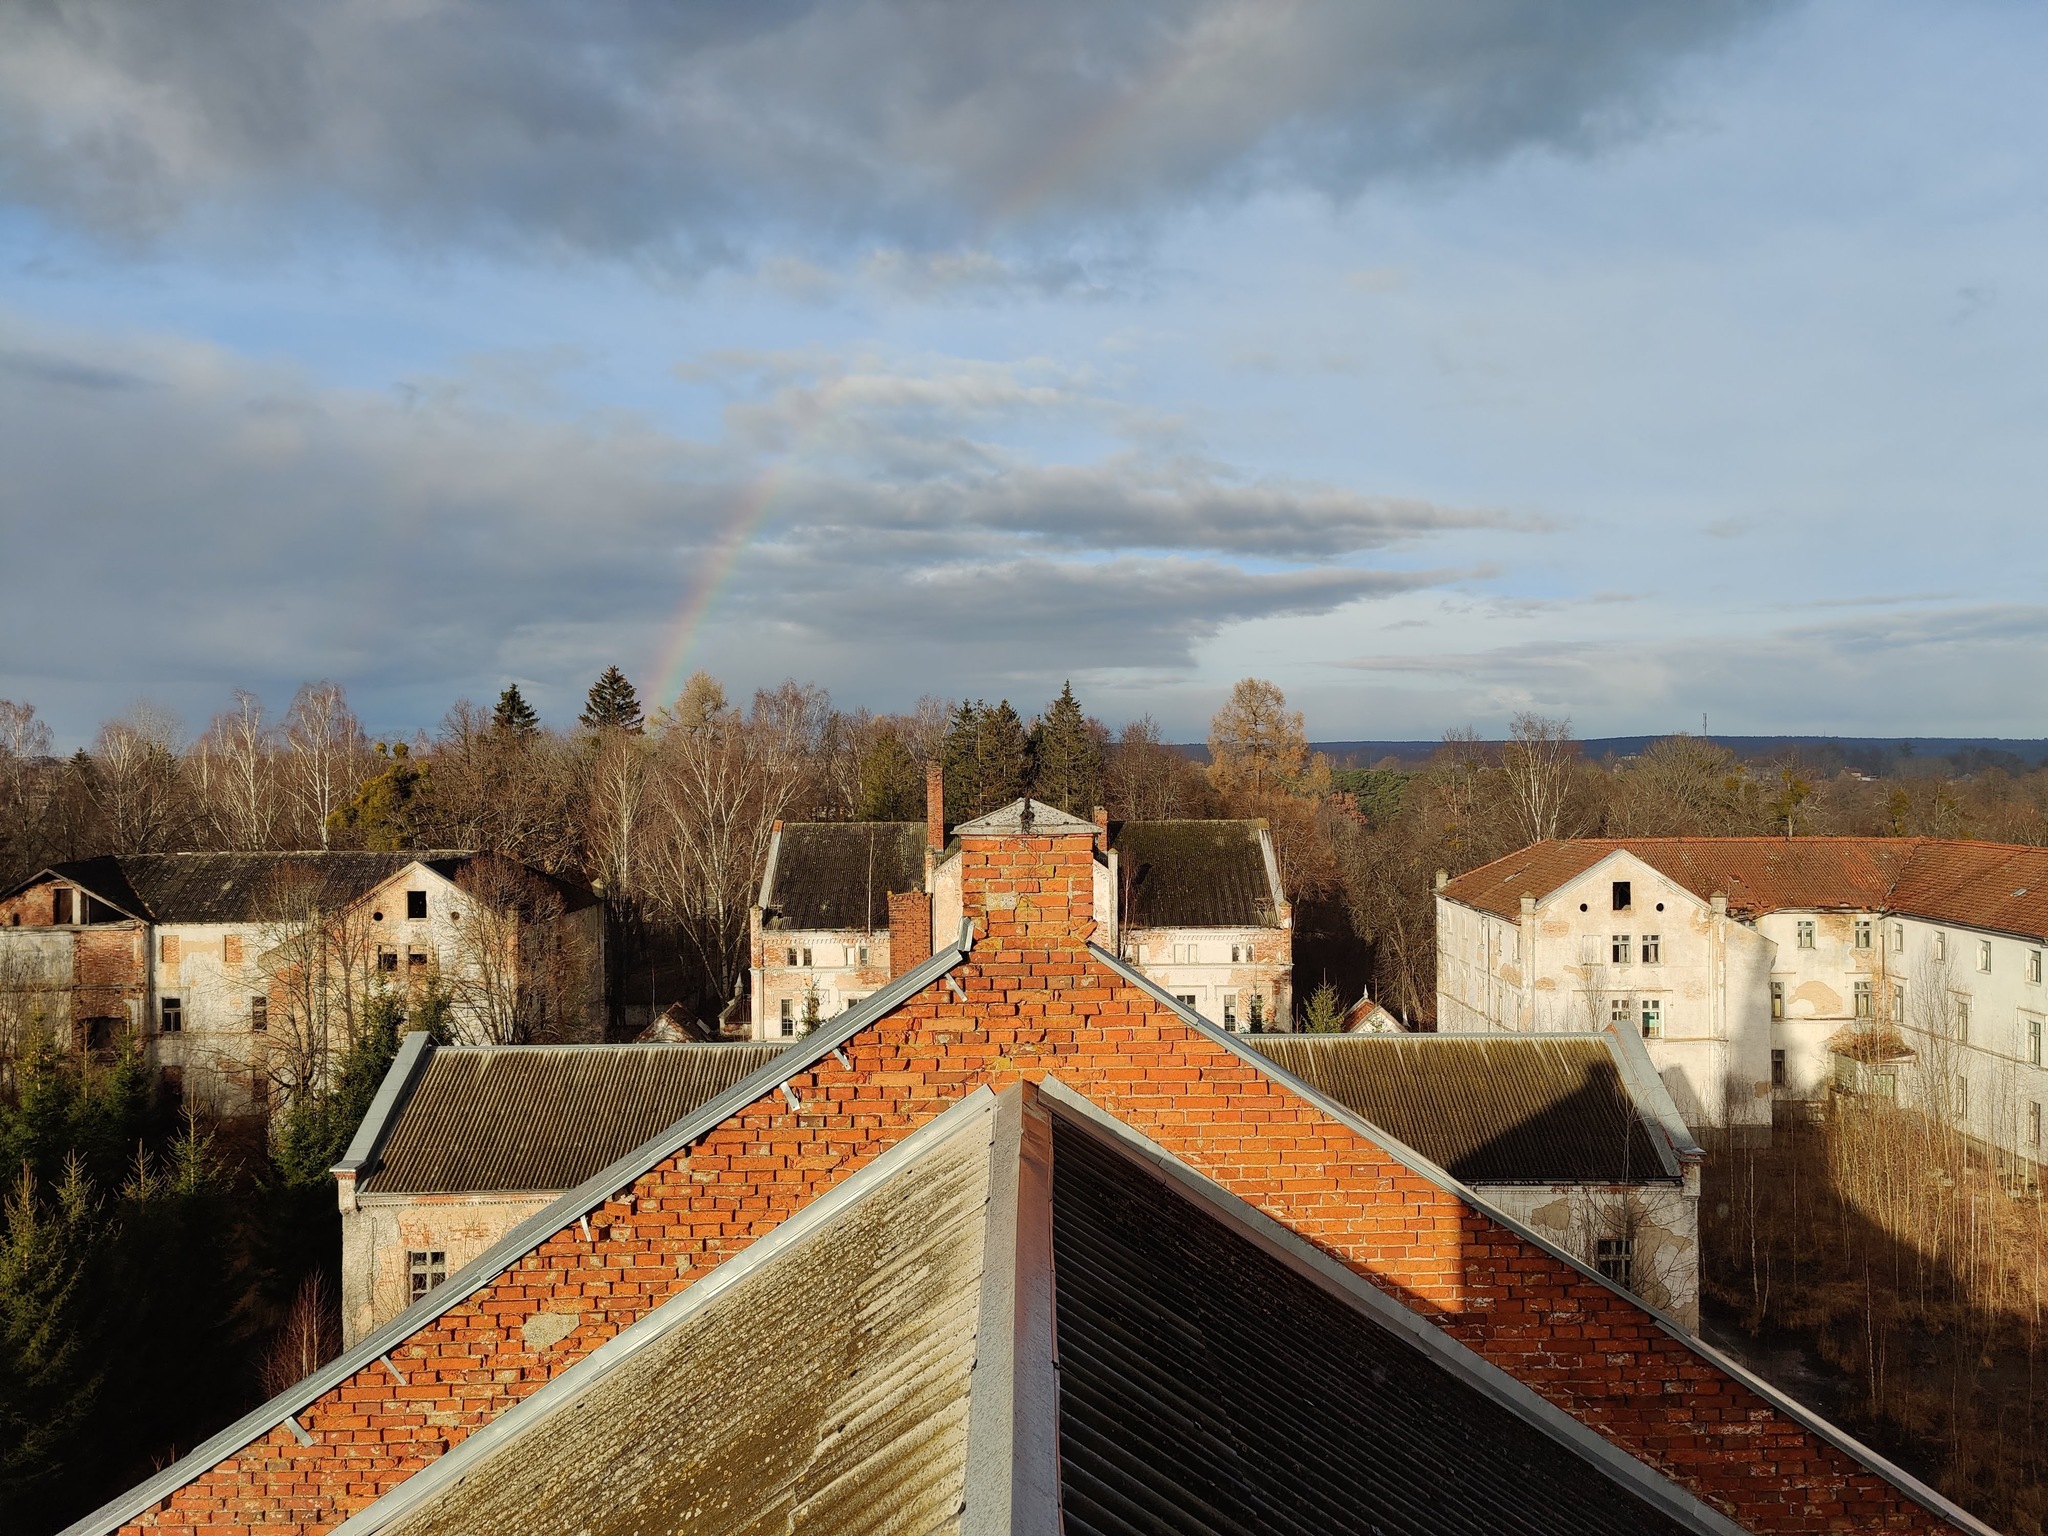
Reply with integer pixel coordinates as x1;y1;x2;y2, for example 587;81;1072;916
1111;819;1279;928
1443;836;2048;937
761;821;926;932
1248;1034;1676;1184
23;850;595;925
361;1043;790;1194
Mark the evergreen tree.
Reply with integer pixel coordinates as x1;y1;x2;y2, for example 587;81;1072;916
853;727;923;820
328;741;425;852
0;1160;103;1521
491;683;539;738
1301;980;1344;1034
579;667;644;734
973;701;1032;815
1028;682;1103;815
941;701;985;825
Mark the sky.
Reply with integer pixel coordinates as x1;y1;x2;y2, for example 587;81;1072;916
2;0;2045;748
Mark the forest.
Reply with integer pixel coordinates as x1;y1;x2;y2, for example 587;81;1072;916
5;671;2048;1530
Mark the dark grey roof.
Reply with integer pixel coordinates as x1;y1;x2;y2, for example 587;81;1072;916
1247;1034;1675;1184
1111;819;1278;928
762;821;926;931
1049;1110;1699;1536
361;1043;791;1194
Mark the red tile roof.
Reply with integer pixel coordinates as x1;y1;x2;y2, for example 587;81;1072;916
1443;836;2048;938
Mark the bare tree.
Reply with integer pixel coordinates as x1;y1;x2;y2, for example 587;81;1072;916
197;690;280;850
0;699;56;883
253;862;379;1104
89;702;189;853
260;1271;342;1397
1499;711;1578;846
282;682;370;849
445;857;594;1043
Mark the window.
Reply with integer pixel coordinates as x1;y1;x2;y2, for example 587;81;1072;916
1854;980;1873;1019
378;948;398;971
2032;950;2044;985
2033;1102;2042;1149
1249;995;1264;1031
51;888;71;925
1873;1070;1897;1100
1892;923;1904;952
1796;920;1816;949
1640;934;1661;965
778;999;794;1037
1223;994;1239;1029
856;944;869;968
1770;981;1785;1020
1610;997;1634;1031
1854;918;1872;950
1934;931;1947;961
1595;1237;1634;1288
1577;936;1599;965
408;1250;447;1304
408;949;427;968
2030;1017;2042;1068
250;996;268;1033
1978;940;1993;974
801;946;813;967
1230;944;1243;964
785;947;797;967
160;996;182;1034
407;890;427;920
1175;993;1197;1007
1612;881;1632;912
1893;982;1906;1024
1611;934;1632;964
1955;997;1971;1042
1957;1074;1970;1117
1771;1049;1787;1088
1639;998;1662;1039
160;934;179;964
224;934;243;966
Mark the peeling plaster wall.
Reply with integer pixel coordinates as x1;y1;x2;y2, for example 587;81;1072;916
342;1192;558;1347
1125;925;1291;1031
1478;1174;1700;1332
751;927;895;1040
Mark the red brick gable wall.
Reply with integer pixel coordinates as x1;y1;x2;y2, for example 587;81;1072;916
114;829;1960;1535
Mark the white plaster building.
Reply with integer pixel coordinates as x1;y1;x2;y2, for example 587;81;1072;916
748;772;1291;1039
1437;837;2048;1157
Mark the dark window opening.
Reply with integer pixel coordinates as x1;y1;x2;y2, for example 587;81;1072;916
406;890;427;921
785;947;797;966
378;948;398;971
1249;995;1264;1032
251;996;268;1032
1771;1049;1787;1088
52;888;72;925
408;1249;447;1302
160;997;182;1034
1595;1237;1634;1288
82;1015;121;1057
407;949;427;967
1612;880;1631;912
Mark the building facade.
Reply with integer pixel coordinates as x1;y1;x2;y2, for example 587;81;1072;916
1437;837;2048;1156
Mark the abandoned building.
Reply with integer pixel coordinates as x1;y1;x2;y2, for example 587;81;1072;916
334;1039;787;1344
68;799;1989;1535
1250;1028;1704;1328
749;765;1292;1037
1437;837;2048;1152
0;851;603;1113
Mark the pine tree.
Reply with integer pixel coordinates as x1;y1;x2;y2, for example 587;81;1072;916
853;727;923;820
579;667;644;734
1028;682;1103;815
0;1161;104;1519
973;702;1031;816
492;683;539;738
941;702;985;825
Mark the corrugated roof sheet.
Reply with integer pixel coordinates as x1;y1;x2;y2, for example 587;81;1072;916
1111;819;1278;928
1248;1034;1672;1184
763;822;927;931
1048;1114;1695;1536
359;1094;997;1536
362;1043;790;1194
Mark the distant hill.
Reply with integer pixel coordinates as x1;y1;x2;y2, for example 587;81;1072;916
1173;738;2048;776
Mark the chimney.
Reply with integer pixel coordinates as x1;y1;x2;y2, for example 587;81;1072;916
1092;805;1109;854
958;807;1097;953
1435;868;1449;893
926;761;946;854
887;890;932;977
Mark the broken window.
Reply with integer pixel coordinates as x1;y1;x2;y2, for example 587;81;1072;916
1854;918;1872;950
1595;1237;1634;1288
1795;920;1815;949
408;1250;447;1304
52;888;71;925
1770;981;1785;1020
408;949;428;968
856;944;869;968
1639;998;1662;1039
1222;994;1238;1029
1611;934;1632;964
407;890;428;920
1612;881;1631;911
1248;995;1264;1031
1854;980;1872;1019
251;996;268;1033
379;948;398;971
785;947;797;967
800;946;813;968
160;997;182;1034
1771;1049;1787;1089
1609;998;1633;1031
1640;934;1660;965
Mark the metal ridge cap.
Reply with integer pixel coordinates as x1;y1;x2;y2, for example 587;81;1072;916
332;1086;1005;1536
1601;1023;1702;1168
59;935;974;1536
333;1031;436;1177
1084;940;1994;1536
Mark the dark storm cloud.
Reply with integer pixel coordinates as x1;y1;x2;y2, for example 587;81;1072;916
0;0;1783;252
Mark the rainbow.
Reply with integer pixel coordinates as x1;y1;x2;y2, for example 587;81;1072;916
646;463;791;714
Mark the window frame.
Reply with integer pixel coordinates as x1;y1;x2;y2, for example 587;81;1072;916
1771;1049;1787;1089
1770;981;1785;1020
1594;1236;1634;1288
1612;880;1632;912
408;1249;448;1303
406;890;428;921
1978;940;1994;975
1640;933;1661;965
1611;934;1632;965
160;996;183;1034
1638;997;1662;1039
250;995;268;1033
1853;979;1873;1019
1795;920;1816;950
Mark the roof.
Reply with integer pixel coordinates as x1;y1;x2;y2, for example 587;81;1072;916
953;797;1098;836
1442;837;2048;936
334;1085;1736;1536
1111;819;1280;928
15;851;596;925
1248;1033;1679;1184
359;1043;790;1195
761;821;926;931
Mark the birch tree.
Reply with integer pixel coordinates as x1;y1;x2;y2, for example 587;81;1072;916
282;683;369;850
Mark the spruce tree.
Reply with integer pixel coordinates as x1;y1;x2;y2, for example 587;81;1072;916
579;667;644;733
492;683;539;738
973;701;1031;815
853;727;923;821
941;701;985;824
1028;681;1103;815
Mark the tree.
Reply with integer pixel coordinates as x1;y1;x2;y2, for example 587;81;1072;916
283;682;370;851
1104;717;1214;821
1499;712;1580;846
1207;679;1309;800
0;1160;103;1520
1029;682;1103;815
942;700;1030;821
196;691;280;851
1301;980;1344;1034
492;684;540;739
580;667;644;734
329;742;426;851
88;703;188;854
852;724;923;821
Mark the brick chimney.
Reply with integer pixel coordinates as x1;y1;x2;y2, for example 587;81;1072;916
926;761;946;853
956;803;1098;955
1092;805;1109;855
887;890;932;977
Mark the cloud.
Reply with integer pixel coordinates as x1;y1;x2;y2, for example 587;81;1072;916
0;318;1476;734
0;1;1784;256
